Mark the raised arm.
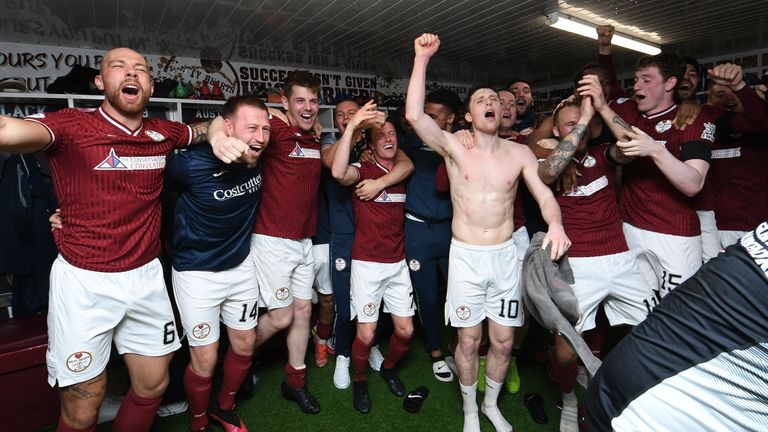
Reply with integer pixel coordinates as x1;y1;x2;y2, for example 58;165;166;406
405;33;453;157
207;115;250;164
0;116;52;154
331;100;381;186
538;97;594;184
577;74;636;164
520;147;571;260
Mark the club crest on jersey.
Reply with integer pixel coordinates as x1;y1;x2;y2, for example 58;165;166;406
145;129;166;142
456;306;471;321
655;119;672;133
192;323;211;340
701;122;716;142
335;258;347;271
408;259;421;272
66;351;92;373
363;302;377;317
376;191;392;202
276;287;290;302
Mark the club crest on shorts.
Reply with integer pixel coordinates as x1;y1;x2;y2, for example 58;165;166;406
276;287;290;302
363;302;377;317
408;259;421;272
456;306;471;321
335;257;347;271
192;323;211;340
66;351;92;373
655;120;672;133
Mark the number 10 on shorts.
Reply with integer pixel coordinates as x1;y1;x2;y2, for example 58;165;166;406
498;299;519;319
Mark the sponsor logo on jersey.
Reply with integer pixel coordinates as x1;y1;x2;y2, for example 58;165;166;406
94;148;166;170
408;259;421;272
66;351;92;373
213;173;262;201
145;129;167;142
275;287;290;302
563;175;609;197
335;257;347;271
288;143;321;159
212;170;228;177
374;191;406;203
456;306;471;321
192;323;211;340
363;302;377;317
740;222;768;279
701;122;716;142
711;147;741;159
655;119;672;133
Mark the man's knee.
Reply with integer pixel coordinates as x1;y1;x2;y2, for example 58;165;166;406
357;325;376;345
229;329;257;357
395;321;414;339
319;293;334;309
269;306;294;330
60;403;100;430
292;298;312;321
131;373;170;398
189;345;220;377
457;331;481;356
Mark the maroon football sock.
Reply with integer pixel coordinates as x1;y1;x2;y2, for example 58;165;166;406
284;363;306;389
382;332;412;370
216;348;252;411
112;387;162;432
550;358;578;394
56;419;96;432
316;321;332;340
351;336;372;382
183;365;213;431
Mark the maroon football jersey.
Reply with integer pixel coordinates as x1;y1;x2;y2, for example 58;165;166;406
611;99;715;236
254;115;321;239
555;143;628;257
350;161;406;263
27;107;191;272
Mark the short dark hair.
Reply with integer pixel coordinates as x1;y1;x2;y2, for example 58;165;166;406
425;88;462;114
506;78;532;90
334;97;359;108
552;95;583;124
222;94;268;119
465;84;497;111
572;63;609;89
284;70;321;99
365;117;397;145
636;53;686;87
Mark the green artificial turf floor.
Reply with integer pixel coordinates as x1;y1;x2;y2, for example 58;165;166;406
92;324;582;432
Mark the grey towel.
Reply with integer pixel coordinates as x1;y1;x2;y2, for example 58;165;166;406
522;232;602;377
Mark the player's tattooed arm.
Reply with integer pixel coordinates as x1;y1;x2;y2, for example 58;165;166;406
538;123;586;184
189;120;212;145
63;373;105;400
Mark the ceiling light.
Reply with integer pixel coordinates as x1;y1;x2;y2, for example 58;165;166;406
546;12;661;55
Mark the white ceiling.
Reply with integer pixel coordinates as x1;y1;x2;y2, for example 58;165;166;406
1;0;766;87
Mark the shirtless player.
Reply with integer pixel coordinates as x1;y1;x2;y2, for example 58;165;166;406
406;33;570;432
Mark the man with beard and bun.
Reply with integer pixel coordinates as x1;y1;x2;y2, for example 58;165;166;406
168;95;268;432
578;53;715;307
0;48;213;432
332;103;415;413
538;95;653;432
407;33;570;432
210;70;323;414
508;79;540;135
704;64;768;247
320;98;414;389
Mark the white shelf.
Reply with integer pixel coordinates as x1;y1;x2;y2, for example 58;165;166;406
0;93;338;133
